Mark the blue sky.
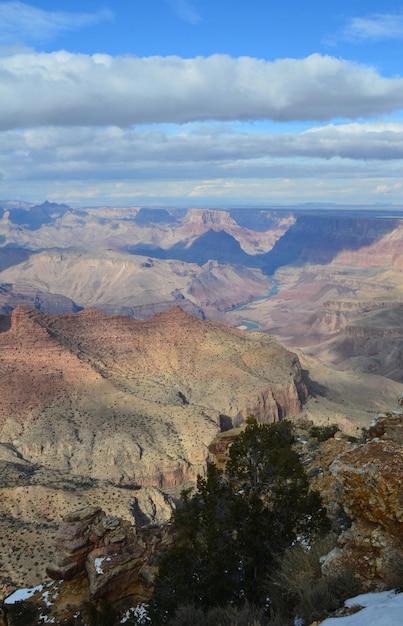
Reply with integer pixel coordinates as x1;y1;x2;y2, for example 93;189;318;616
2;1;403;207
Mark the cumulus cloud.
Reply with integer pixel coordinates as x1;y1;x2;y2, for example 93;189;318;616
0;2;113;45
1;52;403;130
341;13;403;42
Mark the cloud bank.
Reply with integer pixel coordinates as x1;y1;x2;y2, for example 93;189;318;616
1;52;403;130
1;122;403;186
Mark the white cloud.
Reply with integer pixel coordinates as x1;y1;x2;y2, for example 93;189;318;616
3;121;403;174
166;0;201;24
1;52;403;131
0;2;113;45
2;121;403;195
340;13;403;42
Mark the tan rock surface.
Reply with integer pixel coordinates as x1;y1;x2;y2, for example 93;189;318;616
0;305;307;596
0;248;272;316
322;414;403;589
2;507;174;625
0;306;306;485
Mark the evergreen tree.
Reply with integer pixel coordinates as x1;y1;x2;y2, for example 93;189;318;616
151;418;329;623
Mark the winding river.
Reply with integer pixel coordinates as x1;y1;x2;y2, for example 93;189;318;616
231;278;279;331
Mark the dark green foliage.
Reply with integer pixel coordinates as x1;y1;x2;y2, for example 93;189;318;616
82;600;116;626
151;418;329;624
309;424;339;442
171;602;279;625
4;601;40;626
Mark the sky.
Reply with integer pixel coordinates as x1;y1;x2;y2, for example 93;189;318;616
2;1;403;207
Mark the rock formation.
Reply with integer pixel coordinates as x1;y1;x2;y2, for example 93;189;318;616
0;248;272;318
0;306;306;488
46;506;172;603
2;506;174;625
322;409;403;590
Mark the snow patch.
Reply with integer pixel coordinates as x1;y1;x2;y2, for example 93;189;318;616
321;590;403;625
4;584;44;605
94;556;112;575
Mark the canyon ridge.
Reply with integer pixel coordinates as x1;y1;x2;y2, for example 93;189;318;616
1;202;403;613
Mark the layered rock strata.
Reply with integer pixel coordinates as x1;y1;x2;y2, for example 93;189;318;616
0;306;307;487
2;506;173;625
46;506;172;604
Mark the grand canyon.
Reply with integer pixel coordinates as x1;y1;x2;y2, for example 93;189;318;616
1;201;403;623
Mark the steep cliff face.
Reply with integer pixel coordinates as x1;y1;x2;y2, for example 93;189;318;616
261;214;399;274
327;304;403;381
333;221;403;269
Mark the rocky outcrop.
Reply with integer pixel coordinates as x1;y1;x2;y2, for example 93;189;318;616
0;452;178;597
45;505;173;605
46;506;105;581
323;411;403;589
3;507;173;625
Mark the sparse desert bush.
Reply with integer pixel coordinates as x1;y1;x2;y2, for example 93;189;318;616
309;424;339;442
266;534;361;623
5;600;40;626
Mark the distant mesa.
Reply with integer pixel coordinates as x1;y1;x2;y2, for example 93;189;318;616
127;229;255;267
6;200;71;231
123;212;400;276
133;207;178;225
260;214;399;274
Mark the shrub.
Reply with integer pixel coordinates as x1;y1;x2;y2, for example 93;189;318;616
266;535;361;623
5;601;40;626
309;424;339;442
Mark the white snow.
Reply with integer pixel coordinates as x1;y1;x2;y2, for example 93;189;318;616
94;556;112;574
4;584;43;604
320;590;403;625
121;603;151;624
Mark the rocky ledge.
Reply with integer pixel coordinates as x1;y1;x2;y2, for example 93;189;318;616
2;506;173;625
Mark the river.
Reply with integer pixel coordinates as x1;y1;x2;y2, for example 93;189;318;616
231;278;279;331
